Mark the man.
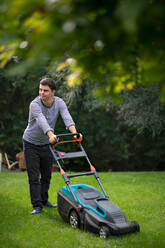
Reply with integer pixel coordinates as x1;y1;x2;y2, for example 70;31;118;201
23;78;82;214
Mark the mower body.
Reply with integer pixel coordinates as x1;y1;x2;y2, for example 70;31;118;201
57;184;140;236
49;133;140;238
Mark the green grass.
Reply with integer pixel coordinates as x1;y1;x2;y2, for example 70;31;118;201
0;171;165;248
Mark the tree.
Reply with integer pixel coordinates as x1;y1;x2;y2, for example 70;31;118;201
118;84;163;136
0;0;165;99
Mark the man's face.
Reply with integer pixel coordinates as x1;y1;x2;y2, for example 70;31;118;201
39;84;55;102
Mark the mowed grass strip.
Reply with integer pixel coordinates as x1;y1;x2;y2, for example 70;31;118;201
0;171;164;248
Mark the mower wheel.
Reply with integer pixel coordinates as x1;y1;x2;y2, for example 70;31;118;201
99;225;109;238
69;210;79;229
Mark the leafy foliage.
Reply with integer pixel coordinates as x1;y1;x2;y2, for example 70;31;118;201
118;84;163;136
0;0;165;98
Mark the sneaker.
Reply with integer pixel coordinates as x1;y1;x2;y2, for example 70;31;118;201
31;207;42;215
44;201;57;208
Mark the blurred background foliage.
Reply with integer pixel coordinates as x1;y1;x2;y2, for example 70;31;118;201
0;0;165;171
0;0;165;98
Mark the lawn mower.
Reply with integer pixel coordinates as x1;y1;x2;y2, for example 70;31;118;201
49;133;140;238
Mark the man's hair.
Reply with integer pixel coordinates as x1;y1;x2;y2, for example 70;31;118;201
40;78;56;91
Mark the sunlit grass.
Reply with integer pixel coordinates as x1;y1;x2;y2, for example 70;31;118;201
0;171;165;248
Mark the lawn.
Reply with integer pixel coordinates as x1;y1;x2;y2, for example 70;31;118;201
0;170;164;248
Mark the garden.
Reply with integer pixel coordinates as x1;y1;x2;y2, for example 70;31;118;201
0;0;165;247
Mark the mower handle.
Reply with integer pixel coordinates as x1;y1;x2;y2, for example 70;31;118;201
56;133;80;138
51;132;82;148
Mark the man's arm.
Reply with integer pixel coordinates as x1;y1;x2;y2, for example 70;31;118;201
59;99;82;141
30;101;54;135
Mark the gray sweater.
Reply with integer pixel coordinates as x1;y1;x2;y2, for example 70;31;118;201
23;96;75;145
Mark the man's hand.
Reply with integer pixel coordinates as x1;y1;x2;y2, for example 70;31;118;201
74;133;83;142
69;125;83;142
47;131;59;144
49;134;59;144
